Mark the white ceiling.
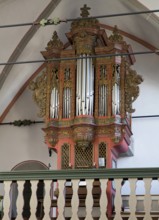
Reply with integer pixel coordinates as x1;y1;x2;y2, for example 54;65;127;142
0;0;159;118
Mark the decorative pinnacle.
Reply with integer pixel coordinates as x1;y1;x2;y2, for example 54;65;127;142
80;4;91;17
113;25;120;35
109;25;123;42
46;31;63;50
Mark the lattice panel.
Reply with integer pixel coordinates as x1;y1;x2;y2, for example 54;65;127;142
98;142;106;168
61;144;70;169
75;144;93;169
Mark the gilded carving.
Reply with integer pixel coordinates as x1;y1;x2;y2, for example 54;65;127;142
59;128;72;139
46;31;63;51
29;70;47;117
73;125;94;148
98;65;108;85
125;68;143;113
96;125;124;144
71;5;99;55
51;67;59;89
80;4;91;17
109;25;123;43
96;126;114;136
73;32;96;55
42;127;58;147
63;67;72;88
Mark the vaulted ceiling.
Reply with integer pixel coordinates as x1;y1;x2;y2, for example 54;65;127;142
0;0;159;120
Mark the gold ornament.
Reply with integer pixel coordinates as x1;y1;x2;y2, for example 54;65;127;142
125;68;143;113
29;70;47;117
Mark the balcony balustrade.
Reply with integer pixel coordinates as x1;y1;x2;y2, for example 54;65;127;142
0;168;159;219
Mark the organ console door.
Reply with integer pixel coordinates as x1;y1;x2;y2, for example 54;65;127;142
30;4;143;170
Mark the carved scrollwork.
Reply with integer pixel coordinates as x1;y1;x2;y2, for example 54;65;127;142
29;70;47;117
125;68;143;113
73;32;96;55
42;127;58;147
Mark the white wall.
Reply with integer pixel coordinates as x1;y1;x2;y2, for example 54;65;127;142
0;87;57;171
118;40;159;168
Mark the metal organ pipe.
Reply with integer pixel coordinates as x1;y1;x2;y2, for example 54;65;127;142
112;84;116;115
56;90;59;118
104;85;107;115
90;59;94;115
63;87;71;118
99;86;101;116
98;65;107;116
54;88;56;118
76;58;79;116
63;89;65;118
67;88;69;118
50;87;59;119
86;55;90;115
50;89;53;118
112;64;120;115
117;83;120;114
78;56;82;115
82;54;86;115
99;84;107;116
76;54;94;116
102;85;104;116
68;88;71;118
67;89;68;118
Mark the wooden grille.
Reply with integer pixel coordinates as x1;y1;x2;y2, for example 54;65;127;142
75;144;93;169
98;142;106;168
61;144;70;169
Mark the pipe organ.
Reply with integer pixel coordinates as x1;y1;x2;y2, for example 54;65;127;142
30;5;143;171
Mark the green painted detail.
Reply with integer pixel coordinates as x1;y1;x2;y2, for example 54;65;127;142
0;168;159;181
40;19;48;26
40;17;60;26
13;120;33;126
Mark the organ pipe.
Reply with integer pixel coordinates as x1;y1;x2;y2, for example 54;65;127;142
50;88;59;118
86;55;90;115
76;54;94;116
63;87;71;118
112;64;120;115
99;84;107;116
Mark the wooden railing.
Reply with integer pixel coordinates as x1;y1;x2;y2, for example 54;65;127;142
0;168;159;219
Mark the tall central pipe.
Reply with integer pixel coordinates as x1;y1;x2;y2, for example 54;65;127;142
76;54;94;116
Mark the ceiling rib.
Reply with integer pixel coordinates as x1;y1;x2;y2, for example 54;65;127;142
0;0;62;89
100;24;158;52
0;8;159;28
